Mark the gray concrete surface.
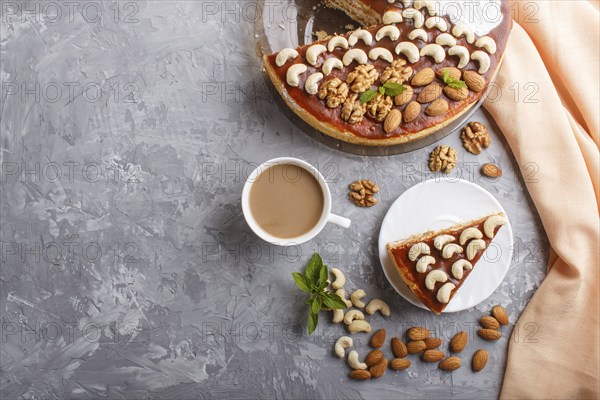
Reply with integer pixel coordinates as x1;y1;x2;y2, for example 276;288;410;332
0;1;548;399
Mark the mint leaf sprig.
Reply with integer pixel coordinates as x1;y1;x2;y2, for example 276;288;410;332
442;70;467;89
360;81;407;104
292;253;348;335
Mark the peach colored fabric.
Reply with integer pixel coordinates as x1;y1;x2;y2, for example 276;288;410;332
483;1;599;398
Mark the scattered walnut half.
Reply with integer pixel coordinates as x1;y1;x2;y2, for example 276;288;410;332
318;78;349;108
381;59;413;84
429;145;458;174
461;122;491;155
349;179;379;207
341;94;366;124
347;64;379;93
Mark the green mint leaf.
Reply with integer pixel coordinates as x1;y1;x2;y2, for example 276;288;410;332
443;70;467;89
292;272;312;292
378;86;385;95
360;88;378;104
322;292;348;309
311;296;322;315
319;262;328;286
382;81;407;96
308;310;319;335
318;280;329;291
305;253;323;284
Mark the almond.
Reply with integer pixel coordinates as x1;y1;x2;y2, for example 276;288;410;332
403;101;421;122
425;99;449;116
450;331;468;353
482;163;502;178
436;67;461;80
391;337;408;358
463;71;486;92
390;358;411;370
370;329;387;348
369;358;388;378
422;350;445;362
394;85;414;106
365;349;384;367
411;67;435;87
480;315;501;330
424;337;442;350
492;305;509;325
417;82;442;103
349;369;371;380
478;328;502;341
407;327;430;341
443;85;469;101
472;349;488;372
439;356;461;371
406;340;427;354
383;110;402;134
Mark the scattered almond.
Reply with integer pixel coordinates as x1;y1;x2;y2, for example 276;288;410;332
407;327;430;341
443;85;469;101
394;85;414;106
370;329;387;348
349;369;371;380
390;358;411;371
369;358;388;378
450;331;468;353
417;82;442;103
425;99;449;116
422;350;446;362
406;340;427;354
383;110;402;134
391;337;408;358
472;349;489;372
365;349;384;367
463;71;486;92
492;305;509;325
411;68;435;87
424;337;442;350
480;315;501;330
439;356;462;371
436;67;461;80
478;328;502;341
403;101;421;122
482;163;502;178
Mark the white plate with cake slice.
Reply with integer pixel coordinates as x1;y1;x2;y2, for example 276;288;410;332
378;178;513;313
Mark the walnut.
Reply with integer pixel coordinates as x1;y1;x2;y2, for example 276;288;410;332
341;94;366;124
366;93;393;121
318;78;349;108
429;145;458;174
346;64;379;93
461;122;491;154
381;59;414;84
348;179;379;207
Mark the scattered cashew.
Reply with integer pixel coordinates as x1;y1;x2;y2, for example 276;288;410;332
348;320;372;334
334;336;353;358
408;28;428;42
471;50;491;74
322;57;343;75
475;36;497;54
425;269;448;290
327;36;349;52
343;49;368;66
451;259;473;280
350;289;367;308
330;268;346;290
459;227;483;245
347;350;368;370
414;0;437;15
276;48;299;67
435;33;457;47
466;239;486;260
442;243;463;259
420;44;445;63
484;214;507;238
408;242;430;261
306;44;327;66
286;64;307;87
365;299;391;317
382;10;403;24
336;288;353;308
395;42;420;63
376;25;400;42
434;234;455;251
369;47;394;63
425;16;447;32
344;309;365;325
402;8;425;28
348;29;373;46
452;22;475;44
416;255;436;273
332;308;344;324
448;46;470;69
436;282;456;304
304;72;323;95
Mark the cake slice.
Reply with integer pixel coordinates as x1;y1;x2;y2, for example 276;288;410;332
386;213;507;314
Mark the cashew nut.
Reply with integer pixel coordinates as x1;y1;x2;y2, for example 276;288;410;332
425;16;447;32
343;309;365;325
451;259;473;280
448;46;470;69
434;234;455;251
330;268;346;290
442;243;463;259
286;64;307;87
376;25;400;42
348;350;368;370
416;255;436;273
425;269;448;290
452;22;475;44
350;289;367;308
276;48;299;67
402;8;425;28
436;282;456;303
304;72;323;95
369;47;394;63
306;44;327;66
435;33;457;47
348;320;372;334
466;239;486;260
332;308;344;323
327;36;349;52
420;44;445;63
322;57;343;75
471;50;491;74
408;242;430;261
395;42;420;63
336;288;353;308
484;214;507;238
334;336;353;358
459;227;483;245
382;10;403;25
402;0;413;6
343;49;368;66
475;36;497;54
365;299;391;317
408;28;428;42
348;29;373;46
414;0;437;15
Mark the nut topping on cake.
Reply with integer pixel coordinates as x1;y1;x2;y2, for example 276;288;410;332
403;101;421;122
341;94;367;124
425;270;448;290
463;71;486;92
367;93;393;121
395;85;414;105
318;78;349;108
381;59;413;84
466;239;486;260
459;227;483;245
433;234;455;250
275;48;299;67
347;64;379;93
483;215;507;238
436;282;456;303
417;82;442;103
416;255;435;273
451;259;473;280
408;242;430;261
411;68;435;86
442;243;463;259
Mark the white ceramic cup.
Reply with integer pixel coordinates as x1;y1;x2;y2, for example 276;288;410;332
242;157;351;246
